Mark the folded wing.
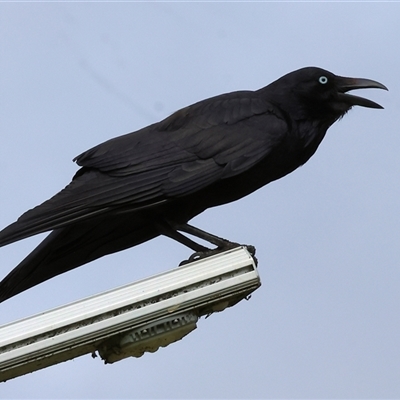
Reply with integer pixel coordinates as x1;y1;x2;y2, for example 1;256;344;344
0;92;287;246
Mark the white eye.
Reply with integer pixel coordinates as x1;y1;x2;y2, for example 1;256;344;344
319;76;328;84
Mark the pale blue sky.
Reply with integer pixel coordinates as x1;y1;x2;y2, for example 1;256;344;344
0;3;399;398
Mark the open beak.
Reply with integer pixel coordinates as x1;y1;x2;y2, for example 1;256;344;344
336;76;388;109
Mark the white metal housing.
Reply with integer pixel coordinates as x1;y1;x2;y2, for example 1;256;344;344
0;246;260;382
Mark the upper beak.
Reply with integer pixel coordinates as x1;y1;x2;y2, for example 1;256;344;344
336;76;388;109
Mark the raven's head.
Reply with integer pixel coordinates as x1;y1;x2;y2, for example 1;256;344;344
269;67;387;122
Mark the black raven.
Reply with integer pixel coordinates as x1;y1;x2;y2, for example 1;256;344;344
0;67;386;302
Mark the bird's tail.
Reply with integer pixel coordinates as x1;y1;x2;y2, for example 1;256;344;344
0;216;159;303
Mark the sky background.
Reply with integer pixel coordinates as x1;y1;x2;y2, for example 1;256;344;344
0;2;399;399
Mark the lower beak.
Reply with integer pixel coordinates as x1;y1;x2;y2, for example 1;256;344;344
336;76;388;109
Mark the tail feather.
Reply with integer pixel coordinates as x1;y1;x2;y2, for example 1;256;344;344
0;206;110;248
0;215;159;302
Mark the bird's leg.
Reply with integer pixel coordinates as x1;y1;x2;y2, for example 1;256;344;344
158;220;256;264
174;223;238;249
155;220;210;253
157;220;217;264
172;222;256;262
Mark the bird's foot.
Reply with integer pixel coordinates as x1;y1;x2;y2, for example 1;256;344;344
179;242;256;266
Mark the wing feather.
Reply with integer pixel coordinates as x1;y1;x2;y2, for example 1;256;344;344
0;91;287;246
